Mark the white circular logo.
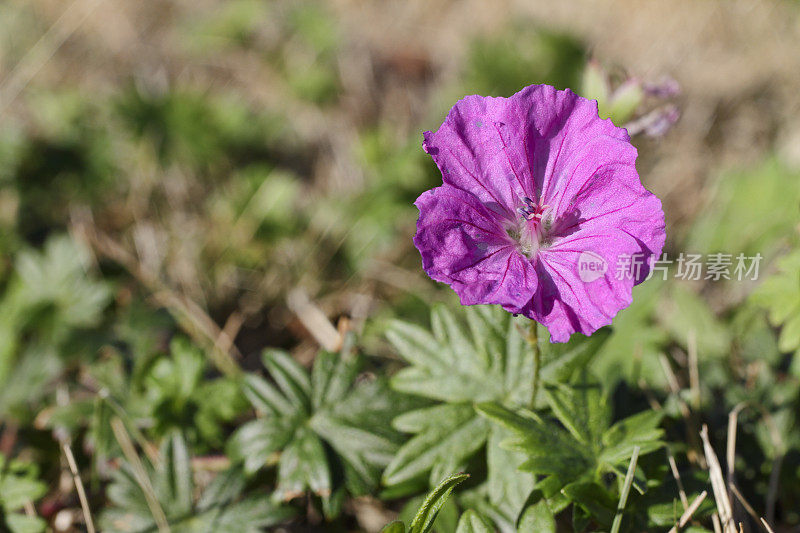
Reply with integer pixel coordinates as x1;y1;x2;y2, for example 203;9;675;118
577;251;607;282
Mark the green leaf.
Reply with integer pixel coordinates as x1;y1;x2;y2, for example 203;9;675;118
262;349;312;413
158;432;193;516
539;328;610;385
753;250;800;354
606;80;644;124
600;411;664;466
13;235;112;331
382;521;407;533
561;481;616;527
196;467;246;511
242;371;296;417
543;375;609;448
100;447;293;532
779;313;800;353
687;157;800;258
166;337;204;399
0;455;47;521
384;404;488;488
475;402;541;435
454;509;494;533
228;418;296;474
388;306;527;403
206;495;295;532
592;280;669;387
517;500;556;533
386;305;568;491
234;346;407;508
311;350;360;408
486;425;533;516
477;402;590;498
0;234;112;416
408;473;469;533
386;319;442;369
479;390;665;526
194;466;296;531
581;61;610;113
659;283;730;357
274;427;331;501
4;514;47;533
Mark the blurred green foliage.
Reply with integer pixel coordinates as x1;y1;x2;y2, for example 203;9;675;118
0;454;47;533
100;433;293;532
463;29;585;96
687;158;800;257
0;236;111;420
0;2;798;531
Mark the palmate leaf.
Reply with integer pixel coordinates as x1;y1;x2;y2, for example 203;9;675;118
94;337;247;447
476;372;665;528
383;304;608;499
100;432;293;532
228;346;410;515
687;157;800;258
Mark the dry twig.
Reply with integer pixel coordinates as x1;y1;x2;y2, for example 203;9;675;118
62;442;97;533
700;425;735;533
667;490;707;533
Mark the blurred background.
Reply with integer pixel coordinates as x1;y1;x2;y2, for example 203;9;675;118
2;0;800;531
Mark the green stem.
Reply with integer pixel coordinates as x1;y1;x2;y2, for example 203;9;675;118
610;445;641;533
527;322;540;407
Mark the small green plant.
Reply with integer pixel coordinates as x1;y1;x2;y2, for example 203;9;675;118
228;344;412;517
100;431;292;532
0;235;112;419
382;305;612;527
476;375;664;529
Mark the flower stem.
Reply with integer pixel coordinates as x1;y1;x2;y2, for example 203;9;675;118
526;322;540;407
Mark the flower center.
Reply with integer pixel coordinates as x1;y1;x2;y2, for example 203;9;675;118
508;196;552;258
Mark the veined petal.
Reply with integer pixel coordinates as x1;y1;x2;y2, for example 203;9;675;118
510;85;629;204
549;165;666;285
531;229;646;342
543;135;638;221
414;186;538;310
423;95;534;217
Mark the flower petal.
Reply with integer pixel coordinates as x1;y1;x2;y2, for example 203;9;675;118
508;85;629;205
549;164;666;284
529;230;646;342
543;135;638;221
422;95;535;218
414;185;538;310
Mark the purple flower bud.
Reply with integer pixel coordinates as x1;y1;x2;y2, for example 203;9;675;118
643;77;681;99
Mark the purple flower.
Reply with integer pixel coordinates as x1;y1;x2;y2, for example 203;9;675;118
414;85;666;342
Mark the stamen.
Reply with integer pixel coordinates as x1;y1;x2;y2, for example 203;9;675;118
513;197;553;257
